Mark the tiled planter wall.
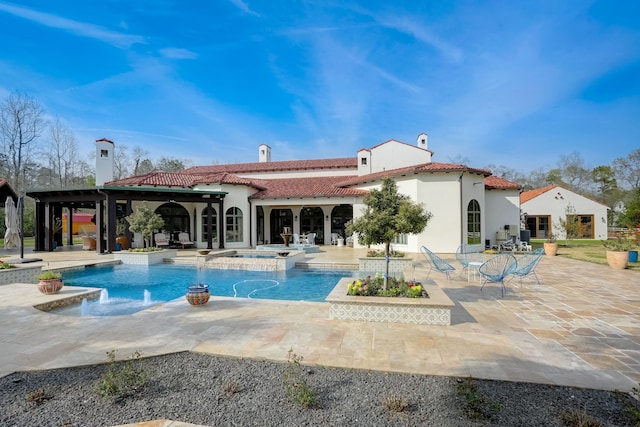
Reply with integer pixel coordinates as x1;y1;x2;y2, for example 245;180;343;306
0;265;42;285
113;249;177;265
326;278;454;326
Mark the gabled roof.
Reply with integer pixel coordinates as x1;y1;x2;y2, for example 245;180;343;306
337;162;491;187
357;138;434;154
520;184;610;208
485;176;522;190
183;157;356;174
249;176;368;199
520;184;559;204
107;171;262;189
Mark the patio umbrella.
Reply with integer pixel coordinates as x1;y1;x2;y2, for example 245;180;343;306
4;196;21;249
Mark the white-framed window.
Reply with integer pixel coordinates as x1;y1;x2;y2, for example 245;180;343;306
391;233;408;245
200;207;217;242
226;207;243;242
467;199;481;244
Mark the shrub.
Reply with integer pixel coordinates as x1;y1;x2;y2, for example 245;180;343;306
383;395;410;413
26;388;51;406
282;349;320;409
96;350;149;399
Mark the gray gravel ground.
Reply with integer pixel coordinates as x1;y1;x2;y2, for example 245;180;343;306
1;351;638;427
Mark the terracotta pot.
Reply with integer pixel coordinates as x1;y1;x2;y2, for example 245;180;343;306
606;251;629;270
38;279;64;295
543;242;558;256
186;284;210;306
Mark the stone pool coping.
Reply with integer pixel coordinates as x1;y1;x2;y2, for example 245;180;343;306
326;277;454;325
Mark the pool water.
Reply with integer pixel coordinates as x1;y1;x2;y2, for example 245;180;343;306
57;264;354;316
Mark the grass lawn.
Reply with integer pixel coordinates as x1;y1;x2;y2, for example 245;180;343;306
531;239;639;271
0;237;82;249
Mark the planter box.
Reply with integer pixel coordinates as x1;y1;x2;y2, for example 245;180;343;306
359;257;413;274
326;278;454;325
113;249;177;265
0;265;42;285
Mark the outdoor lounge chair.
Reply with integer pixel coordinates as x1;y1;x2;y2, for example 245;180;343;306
479;253;518;297
510;248;544;286
331;233;340;245
293;233;301;244
154;232;170;248
178;232;194;248
455;244;484;280
420;245;456;282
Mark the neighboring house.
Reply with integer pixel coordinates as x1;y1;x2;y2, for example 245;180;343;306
27;134;522;254
520;185;609;240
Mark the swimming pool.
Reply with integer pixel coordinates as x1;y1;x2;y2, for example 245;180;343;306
56;264;354;316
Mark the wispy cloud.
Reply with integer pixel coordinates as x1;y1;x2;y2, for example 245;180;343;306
159;47;198;60
228;0;260;17
0;1;145;48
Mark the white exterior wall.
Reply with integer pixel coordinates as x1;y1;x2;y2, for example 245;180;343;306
522;188;608;240
485;189;522;246
350;175;464;254
367;140;431;174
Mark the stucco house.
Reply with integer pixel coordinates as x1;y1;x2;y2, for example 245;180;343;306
27;134;522;254
520;184;609;240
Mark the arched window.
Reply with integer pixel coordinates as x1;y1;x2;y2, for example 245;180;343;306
226;207;243;242
467;199;481;244
200;207;217;243
155;203;190;237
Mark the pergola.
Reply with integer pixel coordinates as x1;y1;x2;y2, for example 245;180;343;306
26;186;227;253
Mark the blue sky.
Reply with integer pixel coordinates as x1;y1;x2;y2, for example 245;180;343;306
1;0;639;173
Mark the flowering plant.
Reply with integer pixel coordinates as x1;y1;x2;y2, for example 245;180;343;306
347;273;425;298
0;260;15;270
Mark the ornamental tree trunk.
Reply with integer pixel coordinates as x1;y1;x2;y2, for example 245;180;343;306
384;241;391;290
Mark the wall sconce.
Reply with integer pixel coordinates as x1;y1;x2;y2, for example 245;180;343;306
326;215;329;221
294;215;298;221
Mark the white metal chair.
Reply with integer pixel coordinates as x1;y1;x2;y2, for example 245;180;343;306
293;233;301;244
305;232;316;244
331;233;341;245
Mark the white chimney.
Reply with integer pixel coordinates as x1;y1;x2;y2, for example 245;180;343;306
95;138;115;186
259;144;271;162
417;132;428;150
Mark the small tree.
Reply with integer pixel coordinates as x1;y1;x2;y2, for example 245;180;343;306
346;177;432;289
125;203;164;248
556;204;586;242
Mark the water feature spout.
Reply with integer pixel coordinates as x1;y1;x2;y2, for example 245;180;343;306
80;299;89;316
99;289;109;304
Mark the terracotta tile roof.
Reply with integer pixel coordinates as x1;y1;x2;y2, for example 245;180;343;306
485;176;522;190
106;172;260;189
183;157;357;174
336;162;492;187
249;176;368;199
520;184;558;203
